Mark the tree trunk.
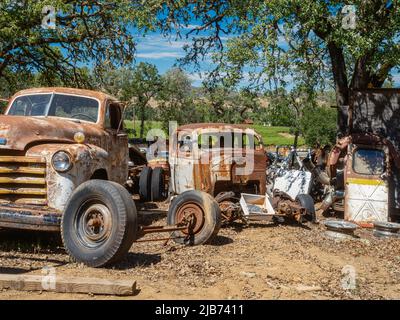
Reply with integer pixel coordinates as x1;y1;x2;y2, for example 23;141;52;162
140;104;145;139
327;42;350;137
350;56;372;89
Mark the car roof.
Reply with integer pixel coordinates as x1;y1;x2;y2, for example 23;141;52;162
178;123;253;131
12;87;117;102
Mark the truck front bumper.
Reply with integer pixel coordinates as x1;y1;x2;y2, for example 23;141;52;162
0;205;61;232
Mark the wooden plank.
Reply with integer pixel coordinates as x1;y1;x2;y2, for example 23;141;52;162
0;274;137;296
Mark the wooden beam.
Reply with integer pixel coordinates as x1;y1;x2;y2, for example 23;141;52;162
0;274;137;296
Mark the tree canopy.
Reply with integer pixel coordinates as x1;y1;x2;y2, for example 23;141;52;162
0;0;152;87
152;0;400;134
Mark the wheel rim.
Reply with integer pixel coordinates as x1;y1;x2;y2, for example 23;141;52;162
75;201;113;248
176;202;205;235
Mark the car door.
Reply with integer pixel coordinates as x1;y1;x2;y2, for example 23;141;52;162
170;130;197;194
345;144;389;224
104;101;128;184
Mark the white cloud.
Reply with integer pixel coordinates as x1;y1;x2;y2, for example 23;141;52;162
187;73;204;82
136;52;184;59
181;24;201;30
135;33;189;60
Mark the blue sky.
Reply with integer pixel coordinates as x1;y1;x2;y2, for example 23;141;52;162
134;30;400;89
134;30;293;89
134;31;214;87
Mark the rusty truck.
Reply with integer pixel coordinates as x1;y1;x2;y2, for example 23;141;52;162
150;123;316;225
309;89;400;226
0;87;221;267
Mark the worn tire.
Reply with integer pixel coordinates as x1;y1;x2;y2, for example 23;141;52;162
151;167;166;201
61;180;137;267
109;181;139;242
139;166;152;201
296;194;316;222
167;190;221;245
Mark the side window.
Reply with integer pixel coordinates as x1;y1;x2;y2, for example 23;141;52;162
105;103;122;130
10;99;28;115
353;149;385;175
243;134;255;149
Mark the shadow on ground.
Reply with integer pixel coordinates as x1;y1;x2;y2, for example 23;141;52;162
0;266;31;274
209;235;234;246
137;211;167;226
112;252;162;270
224;219;313;233
0;229;64;254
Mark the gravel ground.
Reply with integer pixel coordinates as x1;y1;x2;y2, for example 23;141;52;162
0;203;399;300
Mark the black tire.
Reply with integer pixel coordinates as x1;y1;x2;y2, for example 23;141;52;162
139;166;152;201
109;181;139;242
296;194;316;222
61;180;137;267
151;167;166;201
167;190;221;245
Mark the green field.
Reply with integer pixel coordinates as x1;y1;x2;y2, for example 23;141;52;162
125;120;304;146
251;125;305;146
124;120;163;138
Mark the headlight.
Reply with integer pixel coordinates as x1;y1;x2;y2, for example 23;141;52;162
74;132;85;144
52;151;72;172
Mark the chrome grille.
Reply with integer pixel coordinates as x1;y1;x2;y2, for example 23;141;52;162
0;156;47;206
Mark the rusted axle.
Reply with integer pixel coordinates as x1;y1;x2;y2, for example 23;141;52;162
139;225;188;235
134;224;189;243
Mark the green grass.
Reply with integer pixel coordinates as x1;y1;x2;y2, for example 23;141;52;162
251;125;305;146
124;120;163;138
125;120;305;146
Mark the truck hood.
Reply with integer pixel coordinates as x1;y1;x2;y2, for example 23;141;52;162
0;115;103;151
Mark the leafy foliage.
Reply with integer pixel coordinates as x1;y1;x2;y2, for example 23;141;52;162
97;63;162;138
157;68;203;131
264;90;297;127
0;0;153;87
153;0;400;134
300;106;337;147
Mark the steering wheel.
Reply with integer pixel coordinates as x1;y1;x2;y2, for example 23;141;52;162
70;113;96;122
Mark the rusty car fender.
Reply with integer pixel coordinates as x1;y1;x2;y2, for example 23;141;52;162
27;143;111;211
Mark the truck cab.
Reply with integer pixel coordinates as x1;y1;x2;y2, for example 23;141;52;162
0;87;137;267
0;87;128;220
169;123;267;197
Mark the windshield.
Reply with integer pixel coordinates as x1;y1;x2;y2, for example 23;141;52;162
197;131;262;150
7;93;99;123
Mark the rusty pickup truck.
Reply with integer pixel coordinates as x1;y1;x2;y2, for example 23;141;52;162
0;87;221;267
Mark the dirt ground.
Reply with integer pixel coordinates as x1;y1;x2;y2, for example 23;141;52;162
0;202;399;300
